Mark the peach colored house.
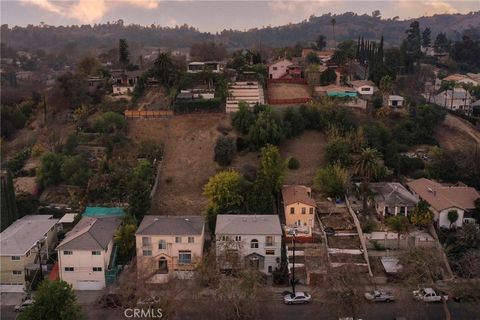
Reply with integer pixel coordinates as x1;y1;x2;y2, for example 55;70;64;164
135;216;205;283
282;185;316;231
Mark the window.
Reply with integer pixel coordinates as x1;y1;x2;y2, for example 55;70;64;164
158;240;167;250
178;251;192;264
12;270;22;275
273;66;278;70
63;251;73;255
11;256;21;260
143;250;152;256
175;236;182;243
250;239;259;249
188;237;195;244
91;251;101;256
301;208;306;214
142;237;151;247
64;267;74;272
290;208;295;214
235;236;242;242
158;258;168;273
92;267;102;272
268;266;273;273
266;236;274;247
266;249;275;255
309;208;314;214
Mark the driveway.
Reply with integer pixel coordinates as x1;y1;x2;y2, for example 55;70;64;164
75;290;102;305
0;293;24;306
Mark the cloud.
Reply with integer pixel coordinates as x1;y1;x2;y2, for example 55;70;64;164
268;0;330;14
395;0;456;17
21;0;160;23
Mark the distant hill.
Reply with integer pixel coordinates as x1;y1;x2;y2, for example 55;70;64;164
1;11;479;52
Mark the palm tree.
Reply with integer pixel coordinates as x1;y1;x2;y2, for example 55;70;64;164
354;147;382;214
331;18;337;47
387;216;410;249
153;52;174;86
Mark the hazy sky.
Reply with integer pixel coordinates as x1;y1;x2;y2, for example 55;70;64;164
1;1;479;32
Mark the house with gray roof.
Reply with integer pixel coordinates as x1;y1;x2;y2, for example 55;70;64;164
369;182;419;217
0;215;58;292
135;216;205;284
431;87;473;115
215;214;282;274
56;216;121;290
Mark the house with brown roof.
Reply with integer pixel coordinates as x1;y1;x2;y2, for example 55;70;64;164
282;185;316;236
406;178;480;228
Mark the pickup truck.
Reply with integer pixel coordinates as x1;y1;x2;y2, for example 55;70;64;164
413;287;448;302
364;290;395;302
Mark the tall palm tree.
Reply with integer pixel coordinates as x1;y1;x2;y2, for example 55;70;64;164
331;18;337;47
153;52;174;86
387;216;410;249
354;147;382;214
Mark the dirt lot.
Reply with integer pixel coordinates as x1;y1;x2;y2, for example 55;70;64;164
281;130;327;186
128;114;231;215
268;83;311;100
435;114;480;151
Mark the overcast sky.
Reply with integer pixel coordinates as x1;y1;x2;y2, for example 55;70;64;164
1;1;479;32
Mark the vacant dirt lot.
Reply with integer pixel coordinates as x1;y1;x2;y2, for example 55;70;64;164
281;130;327;186
268;83;311;100
129;114;231;215
435;114;480;151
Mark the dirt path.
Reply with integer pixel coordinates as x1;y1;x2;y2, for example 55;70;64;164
435;114;480;151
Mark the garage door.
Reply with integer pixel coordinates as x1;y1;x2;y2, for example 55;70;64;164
76;280;103;290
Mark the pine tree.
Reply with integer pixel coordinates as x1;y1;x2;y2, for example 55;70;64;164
422;27;432;47
119;39;130;67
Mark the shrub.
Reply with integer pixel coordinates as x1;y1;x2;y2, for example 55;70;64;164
287;157;300;170
36;152;64;188
6;148;31;176
232;102;256;134
248;107;284;150
314;163;350;199
138;140;163;162
214;136;236;166
61;156;91;186
325;138;351;166
173;98;222;114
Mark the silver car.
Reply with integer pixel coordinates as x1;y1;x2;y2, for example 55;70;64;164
14;299;34;312
283;292;312;305
364;290;395;302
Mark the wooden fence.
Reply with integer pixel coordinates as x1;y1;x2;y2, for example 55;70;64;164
124;110;173;118
268;97;312;105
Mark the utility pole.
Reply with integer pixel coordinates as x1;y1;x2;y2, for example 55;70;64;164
291;231;296;294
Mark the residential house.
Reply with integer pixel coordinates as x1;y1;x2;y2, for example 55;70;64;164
215;215;282;274
301;49;334;64
87;76;105;93
57;213;78;231
135;216;205;284
268;58;294;79
386;95;405;108
177;88;215;100
406;178;480;228
282;185;316;236
57;217;121;290
369;182;419;217
226;81;265;113
1;215;58;292
111;69;142;95
187;61;225;73
314;84;357;98
348;80;378;96
431;88;473;115
442;74;479;86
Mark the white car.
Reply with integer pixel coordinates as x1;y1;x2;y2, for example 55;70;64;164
413;287;448;302
283;292;312;305
14;299;34;312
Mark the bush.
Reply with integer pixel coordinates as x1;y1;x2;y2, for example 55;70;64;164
5;148;31;176
283;107;306;138
232;102;256;134
37;152;64;188
325;138;351;166
61;156;91;186
214;136;236;166
248;107;284;150
138;140;163;162
173;98;222;114
287;157;300;170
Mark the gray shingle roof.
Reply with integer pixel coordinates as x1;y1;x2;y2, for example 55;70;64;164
215;214;282;235
370;182;419;207
136;216;204;236
1;215;58;256
56;217;121;251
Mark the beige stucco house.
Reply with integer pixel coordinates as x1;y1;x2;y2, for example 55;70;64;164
135;216;205;284
57;216;121;290
1;215;58;292
282;185;316;233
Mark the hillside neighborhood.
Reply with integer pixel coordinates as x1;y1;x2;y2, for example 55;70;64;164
1;7;480;320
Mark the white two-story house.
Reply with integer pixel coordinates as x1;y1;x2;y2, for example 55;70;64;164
215;215;282;274
135;216;205;284
57;217;121;290
348;80;378;96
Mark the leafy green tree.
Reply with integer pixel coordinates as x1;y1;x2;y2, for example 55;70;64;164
314;163;350;199
127;176;151;222
422;28;432;47
447;210;459;228
61;156;91;186
232;102;256;134
119;38;130;67
214;136;236;166
409;200;434;227
316;34;327;51
306;52;320;64
325;137;351;166
354;147;383;214
1;173;18;231
133;159;155;185
203;170;246;213
248;107;284;150
256;144;286;194
53;72;89;110
114;216;137;264
283;107;306;138
138;140;163;162
287;157;300;170
93;111;126;134
387;216;410;249
37;152;64;188
77;56;101;75
18;280;81;320
152;52;176;86
320;68;337;85
434;32;450;53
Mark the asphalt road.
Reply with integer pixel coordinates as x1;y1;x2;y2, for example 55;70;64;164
2;300;479;320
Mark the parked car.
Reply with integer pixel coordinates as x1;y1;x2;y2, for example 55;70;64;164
413;287;448;302
364;290;395;302
14;299;34;312
137;295;161;306
283;292;312;304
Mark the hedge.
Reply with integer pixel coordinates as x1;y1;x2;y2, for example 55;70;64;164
173;98;222;114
